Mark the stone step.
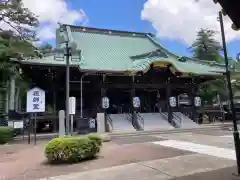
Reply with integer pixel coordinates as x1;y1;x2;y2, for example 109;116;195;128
109;125;226;137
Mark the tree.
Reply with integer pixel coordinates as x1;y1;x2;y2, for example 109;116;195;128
39;43;53;54
189;29;222;62
189;27;240;103
0;0;39;40
0;0;39;113
189;29;225;103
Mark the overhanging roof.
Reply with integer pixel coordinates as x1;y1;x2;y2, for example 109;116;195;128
19;25;225;76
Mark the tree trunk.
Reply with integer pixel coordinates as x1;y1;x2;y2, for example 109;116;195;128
5;84;9;116
9;77;15;110
15;88;19;111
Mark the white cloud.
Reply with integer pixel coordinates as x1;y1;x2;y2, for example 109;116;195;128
141;0;240;45
22;0;88;41
37;26;56;40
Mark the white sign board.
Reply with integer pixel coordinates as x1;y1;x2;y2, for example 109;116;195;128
26;87;45;113
133;97;140;108
102;97;109;109
14;121;24;129
69;97;76;115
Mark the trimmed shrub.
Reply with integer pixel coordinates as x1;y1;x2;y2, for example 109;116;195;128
88;134;102;147
45;135;102;164
0;126;13;144
87;134;103;155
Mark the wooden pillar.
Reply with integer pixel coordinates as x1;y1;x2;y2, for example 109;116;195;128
15;87;19;111
131;75;137;128
101;74;108;132
190;77;197;122
166;77;173;123
9;77;15;110
5;82;9;116
53;90;57;132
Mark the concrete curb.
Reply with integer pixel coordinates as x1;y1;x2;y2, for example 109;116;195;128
109;126;226;137
13;123;233;141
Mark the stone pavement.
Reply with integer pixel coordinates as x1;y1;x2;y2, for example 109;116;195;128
172;166;240;180
36;129;240;180
1;129;239;180
0;140;191;180
38;154;236;180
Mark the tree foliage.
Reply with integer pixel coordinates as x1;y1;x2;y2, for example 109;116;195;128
190;28;240;103
189;29;222;62
0;0;39;108
0;0;39;40
39;43;53;54
190;29;224;102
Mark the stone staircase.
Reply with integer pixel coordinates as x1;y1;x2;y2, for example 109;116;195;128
109;114;135;132
173;112;199;128
139;113;173;130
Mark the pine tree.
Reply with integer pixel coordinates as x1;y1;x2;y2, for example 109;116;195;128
0;0;39;40
189;29;222;62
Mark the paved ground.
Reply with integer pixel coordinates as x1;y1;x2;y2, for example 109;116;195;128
1;129;239;180
0;138;191;180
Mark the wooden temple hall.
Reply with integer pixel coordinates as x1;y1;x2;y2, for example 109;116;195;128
15;24;226;133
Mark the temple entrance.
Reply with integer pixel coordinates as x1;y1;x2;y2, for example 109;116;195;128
106;89;131;114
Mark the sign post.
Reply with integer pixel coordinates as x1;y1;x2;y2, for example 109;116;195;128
102;97;109;132
69;97;76;135
26;87;45;145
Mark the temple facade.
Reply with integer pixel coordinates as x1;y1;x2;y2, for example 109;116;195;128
6;24;227;133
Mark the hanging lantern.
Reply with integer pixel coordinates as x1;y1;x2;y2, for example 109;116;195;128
133;97;140;108
169;96;177;107
194;96;201;107
102;97;109;109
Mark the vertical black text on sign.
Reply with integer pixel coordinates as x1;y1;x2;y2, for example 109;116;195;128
33;90;40;110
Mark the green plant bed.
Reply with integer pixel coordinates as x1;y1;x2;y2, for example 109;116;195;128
44;134;103;164
0;126;13;144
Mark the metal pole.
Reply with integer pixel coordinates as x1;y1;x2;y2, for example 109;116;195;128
65;42;70;135
34;113;36;145
80;74;85;118
28;116;31;144
219;11;240;175
70;115;73;135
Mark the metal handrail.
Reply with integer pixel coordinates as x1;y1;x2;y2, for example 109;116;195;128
106;114;113;130
137;113;144;129
161;112;168;120
173;112;182;127
125;113;132;122
161;112;181;128
183;111;192;119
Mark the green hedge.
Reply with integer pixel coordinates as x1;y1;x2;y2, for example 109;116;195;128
0;126;13;144
44;134;103;163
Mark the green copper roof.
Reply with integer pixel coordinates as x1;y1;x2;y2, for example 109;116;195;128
18;51;81;66
21;25;225;75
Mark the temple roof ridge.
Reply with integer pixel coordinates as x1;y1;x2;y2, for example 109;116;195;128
61;24;154;37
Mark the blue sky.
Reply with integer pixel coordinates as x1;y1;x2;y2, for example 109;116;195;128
71;0;192;55
26;0;240;58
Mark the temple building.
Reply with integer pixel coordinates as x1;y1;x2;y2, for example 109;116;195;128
7;24;227;132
